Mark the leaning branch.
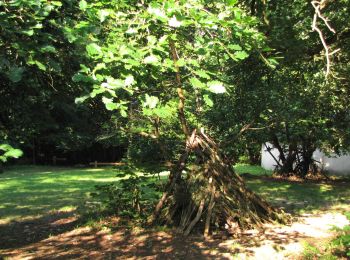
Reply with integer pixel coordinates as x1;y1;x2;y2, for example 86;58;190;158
311;0;339;77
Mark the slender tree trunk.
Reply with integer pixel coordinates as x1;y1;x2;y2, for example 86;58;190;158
32;138;36;165
169;39;190;138
299;138;316;177
270;133;286;163
153;117;170;163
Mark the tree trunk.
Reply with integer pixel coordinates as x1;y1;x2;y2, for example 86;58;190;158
298;139;316;177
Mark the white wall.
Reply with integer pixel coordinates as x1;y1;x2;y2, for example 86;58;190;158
261;143;350;176
261;143;281;170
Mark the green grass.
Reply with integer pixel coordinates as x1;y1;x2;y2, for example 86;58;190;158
234;163;273;176
0;165;121;223
233;164;350;214
0;164;349;224
246;178;350;214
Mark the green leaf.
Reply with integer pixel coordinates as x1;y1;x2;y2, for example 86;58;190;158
86;43;103;58
208;81;226;94
124;75;135;86
176;58;186;67
147;6;167;21
102;97;118;111
34;61;46;71
79;0;87;10
228;44;242;51
0;144;23;162
72;73;92;83
40;45;56;53
189;77;206;89
51;1;62;7
154;107;173;119
144;55;159;64
168;16;182;28
75;95;90;104
101;78;124;89
194;70;211;79
203;94;214;107
98;9;110;22
4;149;23;159
120;109;128;118
8;67;24;83
21;29;34;36
90;88;105;98
147;35;157;45
234;51;249;60
144;94;159;109
226;0;238;6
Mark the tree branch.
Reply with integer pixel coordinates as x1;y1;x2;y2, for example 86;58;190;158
311;0;339;76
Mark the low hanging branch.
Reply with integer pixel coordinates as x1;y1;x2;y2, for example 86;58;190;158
311;0;340;76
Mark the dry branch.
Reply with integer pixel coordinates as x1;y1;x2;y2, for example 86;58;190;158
151;130;289;235
311;0;339;76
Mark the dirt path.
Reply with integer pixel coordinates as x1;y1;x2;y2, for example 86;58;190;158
1;211;348;259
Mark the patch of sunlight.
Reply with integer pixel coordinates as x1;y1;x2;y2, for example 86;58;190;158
92;178;119;182
14;205;31;209
57;206;76;212
319;185;333;192
41;171;53;174
158;171;170;176
328;203;350;211
39;179;56;183
85;168;106;172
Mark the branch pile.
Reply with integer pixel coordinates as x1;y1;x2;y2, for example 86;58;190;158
151;129;289;236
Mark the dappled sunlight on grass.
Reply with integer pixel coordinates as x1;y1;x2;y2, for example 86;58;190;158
319;184;333;192
0;165;170;223
245;177;350;214
0;166;121;222
1;164;349;225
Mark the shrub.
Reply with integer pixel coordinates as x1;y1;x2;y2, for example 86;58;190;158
89;167;162;220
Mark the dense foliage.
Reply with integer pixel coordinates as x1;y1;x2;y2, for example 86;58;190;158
1;0;349;173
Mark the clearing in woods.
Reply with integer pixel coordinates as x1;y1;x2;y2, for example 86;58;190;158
0;165;349;259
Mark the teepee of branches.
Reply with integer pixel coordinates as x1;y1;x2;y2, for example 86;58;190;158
150;129;289;236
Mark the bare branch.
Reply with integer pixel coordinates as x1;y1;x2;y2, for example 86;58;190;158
311;0;338;77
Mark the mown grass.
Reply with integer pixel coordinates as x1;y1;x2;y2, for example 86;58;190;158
234;163;273;176
0;165;119;222
246;178;350;214
0;164;349;223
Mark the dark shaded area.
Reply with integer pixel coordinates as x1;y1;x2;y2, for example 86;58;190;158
21;143;127;166
0;211;79;250
0;215;306;260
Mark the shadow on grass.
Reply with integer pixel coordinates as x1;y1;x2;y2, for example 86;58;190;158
0;217;308;260
0;210;79;250
1;165;350;258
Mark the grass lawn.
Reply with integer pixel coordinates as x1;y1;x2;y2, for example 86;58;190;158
234;163;273;176
0;164;349;224
0;165;121;223
246;178;350;214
